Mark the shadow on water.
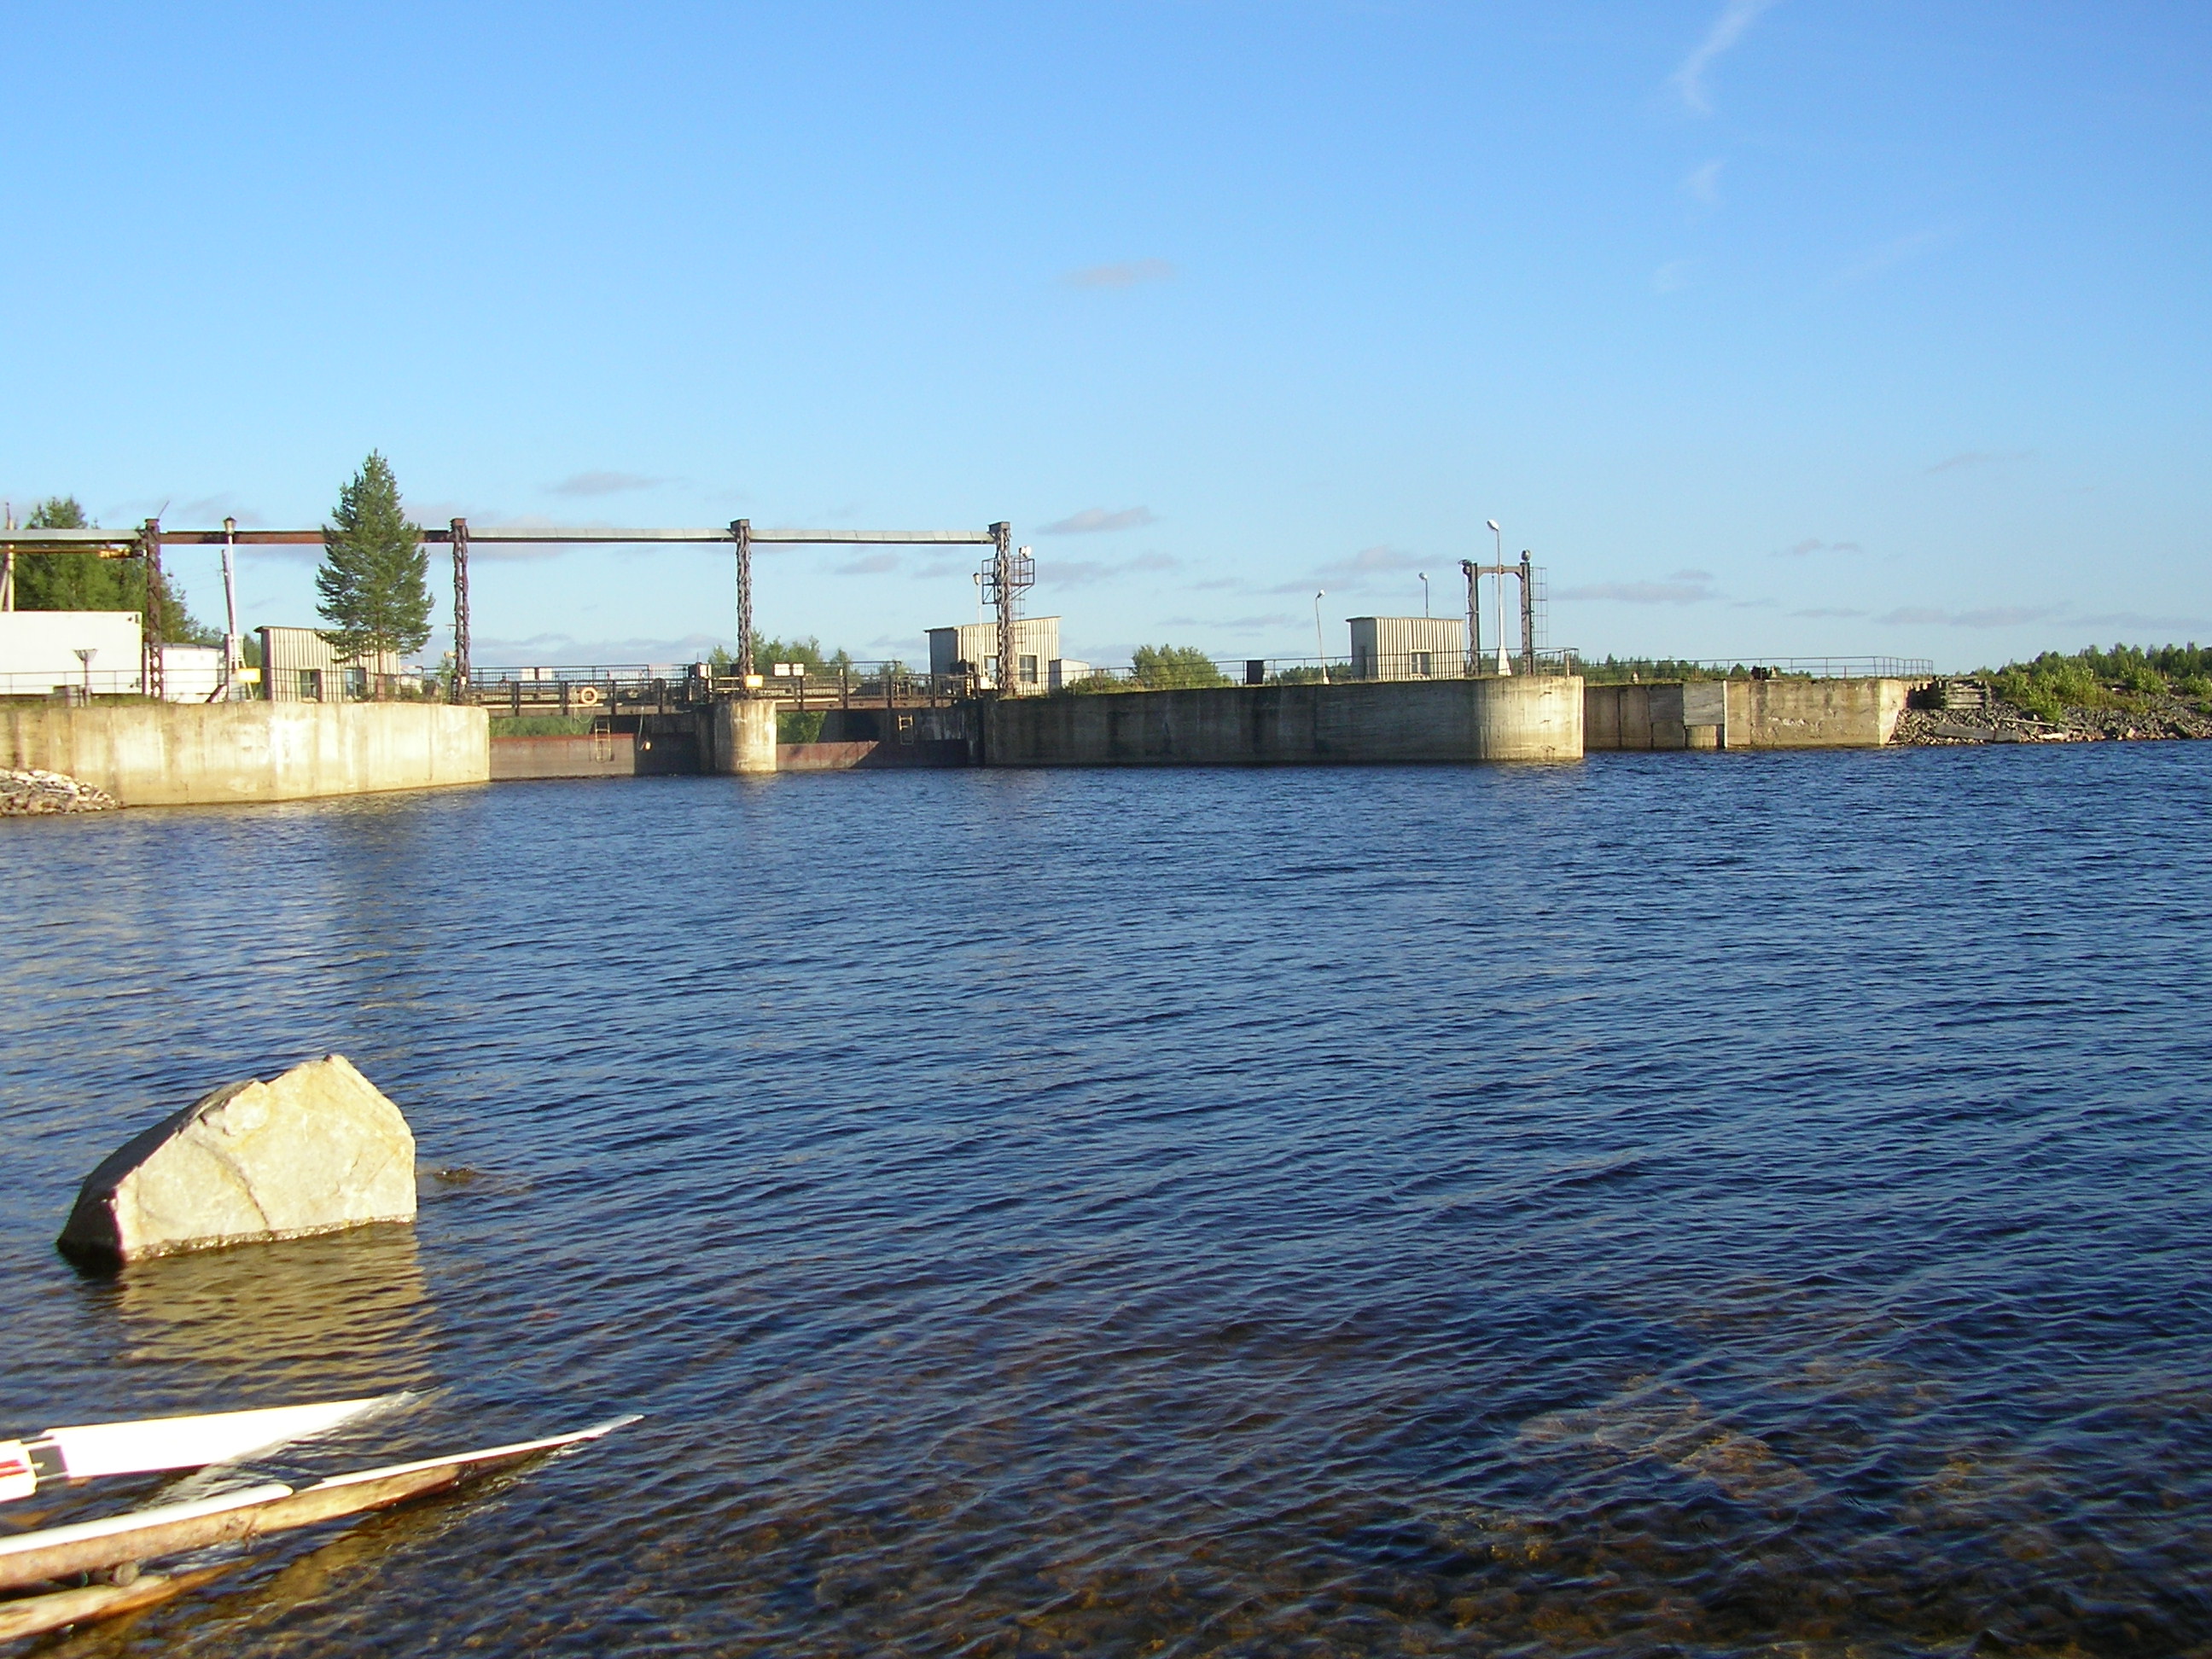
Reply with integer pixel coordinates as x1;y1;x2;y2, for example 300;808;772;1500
67;1226;440;1395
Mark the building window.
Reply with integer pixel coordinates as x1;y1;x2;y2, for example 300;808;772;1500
299;668;323;701
344;667;369;700
1019;654;1039;685
984;655;999;681
1412;651;1433;677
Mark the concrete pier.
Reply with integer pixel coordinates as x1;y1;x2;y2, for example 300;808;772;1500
984;676;1582;766
1;701;488;807
708;699;778;774
1584;678;1916;751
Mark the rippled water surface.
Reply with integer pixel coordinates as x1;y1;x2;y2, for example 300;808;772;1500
4;746;2212;1656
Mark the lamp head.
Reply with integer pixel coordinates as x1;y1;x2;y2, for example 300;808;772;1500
1486;519;1500;533
224;516;236;534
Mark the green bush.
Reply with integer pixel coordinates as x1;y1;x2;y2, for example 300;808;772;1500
1978;642;2212;719
777;709;827;743
1132;644;1229;689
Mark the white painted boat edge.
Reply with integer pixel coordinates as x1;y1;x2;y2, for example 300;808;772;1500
308;1414;642;1492
36;1394;403;1481
0;1482;292;1558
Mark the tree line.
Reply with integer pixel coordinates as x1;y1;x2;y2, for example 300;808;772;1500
9;452;435;669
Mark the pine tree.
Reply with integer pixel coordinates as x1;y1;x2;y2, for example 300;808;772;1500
317;453;430;670
14;495;215;641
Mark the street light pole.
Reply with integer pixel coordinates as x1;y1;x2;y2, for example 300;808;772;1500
1313;590;1330;685
220;516;241;698
1418;572;1429;618
1487;519;1510;676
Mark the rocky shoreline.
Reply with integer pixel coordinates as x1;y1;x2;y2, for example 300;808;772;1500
1893;694;2212;746
1;768;119;815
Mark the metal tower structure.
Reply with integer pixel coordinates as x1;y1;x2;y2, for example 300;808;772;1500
981;521;1032;693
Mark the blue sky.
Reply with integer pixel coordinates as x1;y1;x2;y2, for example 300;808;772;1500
3;2;2205;671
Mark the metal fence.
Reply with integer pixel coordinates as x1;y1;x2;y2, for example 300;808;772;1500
0;669;144;699
468;661;963;712
1046;649;1585;691
463;648;1930;710
1577;655;1935;683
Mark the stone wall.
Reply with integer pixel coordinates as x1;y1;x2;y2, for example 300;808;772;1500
0;701;488;807
983;676;1583;766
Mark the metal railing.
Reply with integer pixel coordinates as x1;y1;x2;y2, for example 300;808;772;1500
1577;655;1935;683
1046;649;1586;691
468;661;964;713
464;649;1602;708
0;669;145;699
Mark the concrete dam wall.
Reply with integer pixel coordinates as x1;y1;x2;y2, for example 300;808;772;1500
1584;678;1916;752
984;676;1583;766
2;701;490;806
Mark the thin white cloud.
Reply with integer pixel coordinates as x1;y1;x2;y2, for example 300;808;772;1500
1653;259;1697;294
1683;160;1724;207
1302;545;1422;590
1039;506;1158;535
1877;605;2060;628
1792;606;1869;619
178;494;262;526
1927;450;2033;474
1046;551;1183;587
1557;571;1720;604
1062;259;1175;290
1777;538;1866;558
1154;614;1296;632
1673;0;1780;114
549;470;664;497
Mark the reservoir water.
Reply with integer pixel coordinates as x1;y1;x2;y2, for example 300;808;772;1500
3;743;2209;1656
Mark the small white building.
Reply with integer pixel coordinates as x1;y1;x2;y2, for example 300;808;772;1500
927;617;1062;690
1348;616;1467;680
258;626;404;702
0;614;243;701
159;646;225;702
0;611;145;698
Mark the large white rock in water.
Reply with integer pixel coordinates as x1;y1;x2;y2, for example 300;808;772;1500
57;1055;416;1263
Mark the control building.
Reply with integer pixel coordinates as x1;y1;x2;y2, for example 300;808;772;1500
1347;616;1468;680
927;617;1062;691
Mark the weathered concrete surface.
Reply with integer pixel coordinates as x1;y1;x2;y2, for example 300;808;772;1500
57;1056;417;1264
707;699;778;774
490;732;637;779
985;676;1582;765
1584;678;1916;751
0;702;488;807
1726;677;1913;748
1583;684;1690;751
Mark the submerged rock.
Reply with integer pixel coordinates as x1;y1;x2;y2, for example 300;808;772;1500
57;1055;417;1264
1;768;118;815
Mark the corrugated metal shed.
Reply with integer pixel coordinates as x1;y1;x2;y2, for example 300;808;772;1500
257;627;402;702
1348;617;1467;680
